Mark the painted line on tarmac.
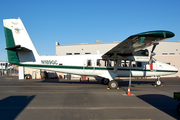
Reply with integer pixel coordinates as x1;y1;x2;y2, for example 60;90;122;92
90;119;151;120
0;86;102;88
0;106;175;110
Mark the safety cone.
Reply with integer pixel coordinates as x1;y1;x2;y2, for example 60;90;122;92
40;77;42;80
127;87;131;95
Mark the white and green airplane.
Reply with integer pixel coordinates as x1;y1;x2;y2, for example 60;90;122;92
3;18;178;89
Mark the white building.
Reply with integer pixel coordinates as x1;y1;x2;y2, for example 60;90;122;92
56;41;180;77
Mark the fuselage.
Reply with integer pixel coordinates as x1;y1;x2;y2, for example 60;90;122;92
19;54;178;80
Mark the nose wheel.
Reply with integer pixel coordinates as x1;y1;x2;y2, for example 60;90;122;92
155;77;162;86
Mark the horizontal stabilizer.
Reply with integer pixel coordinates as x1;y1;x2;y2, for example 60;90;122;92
6;45;31;52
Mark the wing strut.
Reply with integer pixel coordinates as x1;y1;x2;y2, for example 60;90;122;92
113;57;124;73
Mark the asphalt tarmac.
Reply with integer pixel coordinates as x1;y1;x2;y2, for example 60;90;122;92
0;76;180;120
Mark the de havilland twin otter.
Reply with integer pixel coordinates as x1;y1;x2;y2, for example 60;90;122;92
3;18;178;89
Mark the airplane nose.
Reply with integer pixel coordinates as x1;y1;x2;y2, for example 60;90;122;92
172;65;178;73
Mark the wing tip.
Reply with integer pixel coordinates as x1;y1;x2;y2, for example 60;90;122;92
133;30;175;38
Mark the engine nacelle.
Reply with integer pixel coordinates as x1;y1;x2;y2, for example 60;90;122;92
124;49;151;62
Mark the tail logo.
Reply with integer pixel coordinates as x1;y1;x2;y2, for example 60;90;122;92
15;28;20;34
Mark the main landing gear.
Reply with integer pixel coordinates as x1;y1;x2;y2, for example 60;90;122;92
154;77;162;86
101;79;118;89
101;78;109;85
108;80;118;89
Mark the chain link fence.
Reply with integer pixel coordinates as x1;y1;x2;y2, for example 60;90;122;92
0;66;19;76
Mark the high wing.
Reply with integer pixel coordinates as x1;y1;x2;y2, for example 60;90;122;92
102;30;175;58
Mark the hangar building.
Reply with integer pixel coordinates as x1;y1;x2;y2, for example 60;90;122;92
56;41;180;77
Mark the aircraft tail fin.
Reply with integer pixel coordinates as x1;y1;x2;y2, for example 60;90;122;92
3;18;39;64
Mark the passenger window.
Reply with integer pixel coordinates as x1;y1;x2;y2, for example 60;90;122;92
131;61;136;67
121;60;129;67
96;59;108;67
137;62;142;67
109;59;115;67
87;60;92;66
97;59;101;66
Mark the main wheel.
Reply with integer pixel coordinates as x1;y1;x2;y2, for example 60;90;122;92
108;80;118;89
177;103;180;117
155;79;162;86
102;78;109;85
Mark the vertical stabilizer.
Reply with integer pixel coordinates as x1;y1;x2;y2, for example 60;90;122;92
3;18;39;64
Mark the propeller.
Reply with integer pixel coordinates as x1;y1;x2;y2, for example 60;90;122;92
149;43;159;70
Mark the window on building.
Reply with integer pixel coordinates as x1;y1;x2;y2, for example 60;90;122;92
162;53;168;55
74;53;80;55
85;53;91;54
66;53;72;55
169;53;175;55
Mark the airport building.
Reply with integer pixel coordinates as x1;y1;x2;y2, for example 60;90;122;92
56;41;180;77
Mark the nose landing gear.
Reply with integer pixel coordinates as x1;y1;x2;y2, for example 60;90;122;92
155;77;162;86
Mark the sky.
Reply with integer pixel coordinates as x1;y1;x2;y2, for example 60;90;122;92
0;0;180;61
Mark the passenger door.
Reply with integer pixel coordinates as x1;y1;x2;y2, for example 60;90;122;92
83;59;95;73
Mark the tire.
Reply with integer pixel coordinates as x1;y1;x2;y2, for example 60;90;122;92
108;80;118;89
177;103;180;117
155;79;161;86
102;78;109;85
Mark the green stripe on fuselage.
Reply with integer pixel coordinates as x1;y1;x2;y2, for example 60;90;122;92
17;63;178;73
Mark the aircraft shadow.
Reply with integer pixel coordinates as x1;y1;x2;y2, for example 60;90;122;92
137;94;179;119
41;78;157;87
0;95;35;120
41;78;102;84
117;80;158;87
